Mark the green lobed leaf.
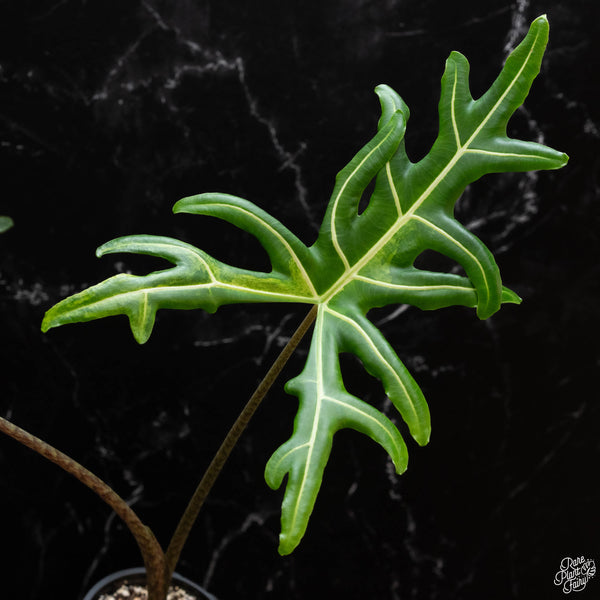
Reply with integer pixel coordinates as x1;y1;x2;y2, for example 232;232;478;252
42;16;567;555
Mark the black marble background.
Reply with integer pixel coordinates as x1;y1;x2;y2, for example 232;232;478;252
1;1;598;599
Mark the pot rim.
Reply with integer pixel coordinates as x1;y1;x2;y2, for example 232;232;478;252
82;567;218;600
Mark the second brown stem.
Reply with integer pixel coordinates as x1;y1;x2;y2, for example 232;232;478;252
164;304;318;576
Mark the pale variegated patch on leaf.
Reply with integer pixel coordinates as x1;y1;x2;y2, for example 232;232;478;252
42;16;567;555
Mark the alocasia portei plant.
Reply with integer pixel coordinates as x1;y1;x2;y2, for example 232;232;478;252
3;14;567;600
42;14;567;552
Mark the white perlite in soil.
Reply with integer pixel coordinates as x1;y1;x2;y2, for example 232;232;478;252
98;582;198;600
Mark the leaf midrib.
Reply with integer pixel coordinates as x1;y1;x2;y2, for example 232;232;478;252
330;123;402;271
281;30;542;540
196;201;319;298
288;306;325;535
319;28;539;304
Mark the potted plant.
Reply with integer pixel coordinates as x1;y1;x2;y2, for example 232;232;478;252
0;16;567;600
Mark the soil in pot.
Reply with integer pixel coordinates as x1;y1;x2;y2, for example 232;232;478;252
84;568;218;600
97;581;195;600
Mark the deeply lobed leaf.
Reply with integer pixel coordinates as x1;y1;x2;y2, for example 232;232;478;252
42;16;567;555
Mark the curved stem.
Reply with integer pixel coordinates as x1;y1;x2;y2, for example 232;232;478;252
0;305;317;599
0;416;168;600
164;304;318;576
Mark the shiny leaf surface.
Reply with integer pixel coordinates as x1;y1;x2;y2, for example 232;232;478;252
42;16;567;555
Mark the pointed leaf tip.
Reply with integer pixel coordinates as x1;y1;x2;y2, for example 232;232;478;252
172;196;190;214
40;315;52;333
558;152;569;168
531;14;549;30
375;84;410;128
501;287;522;305
278;536;295;556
